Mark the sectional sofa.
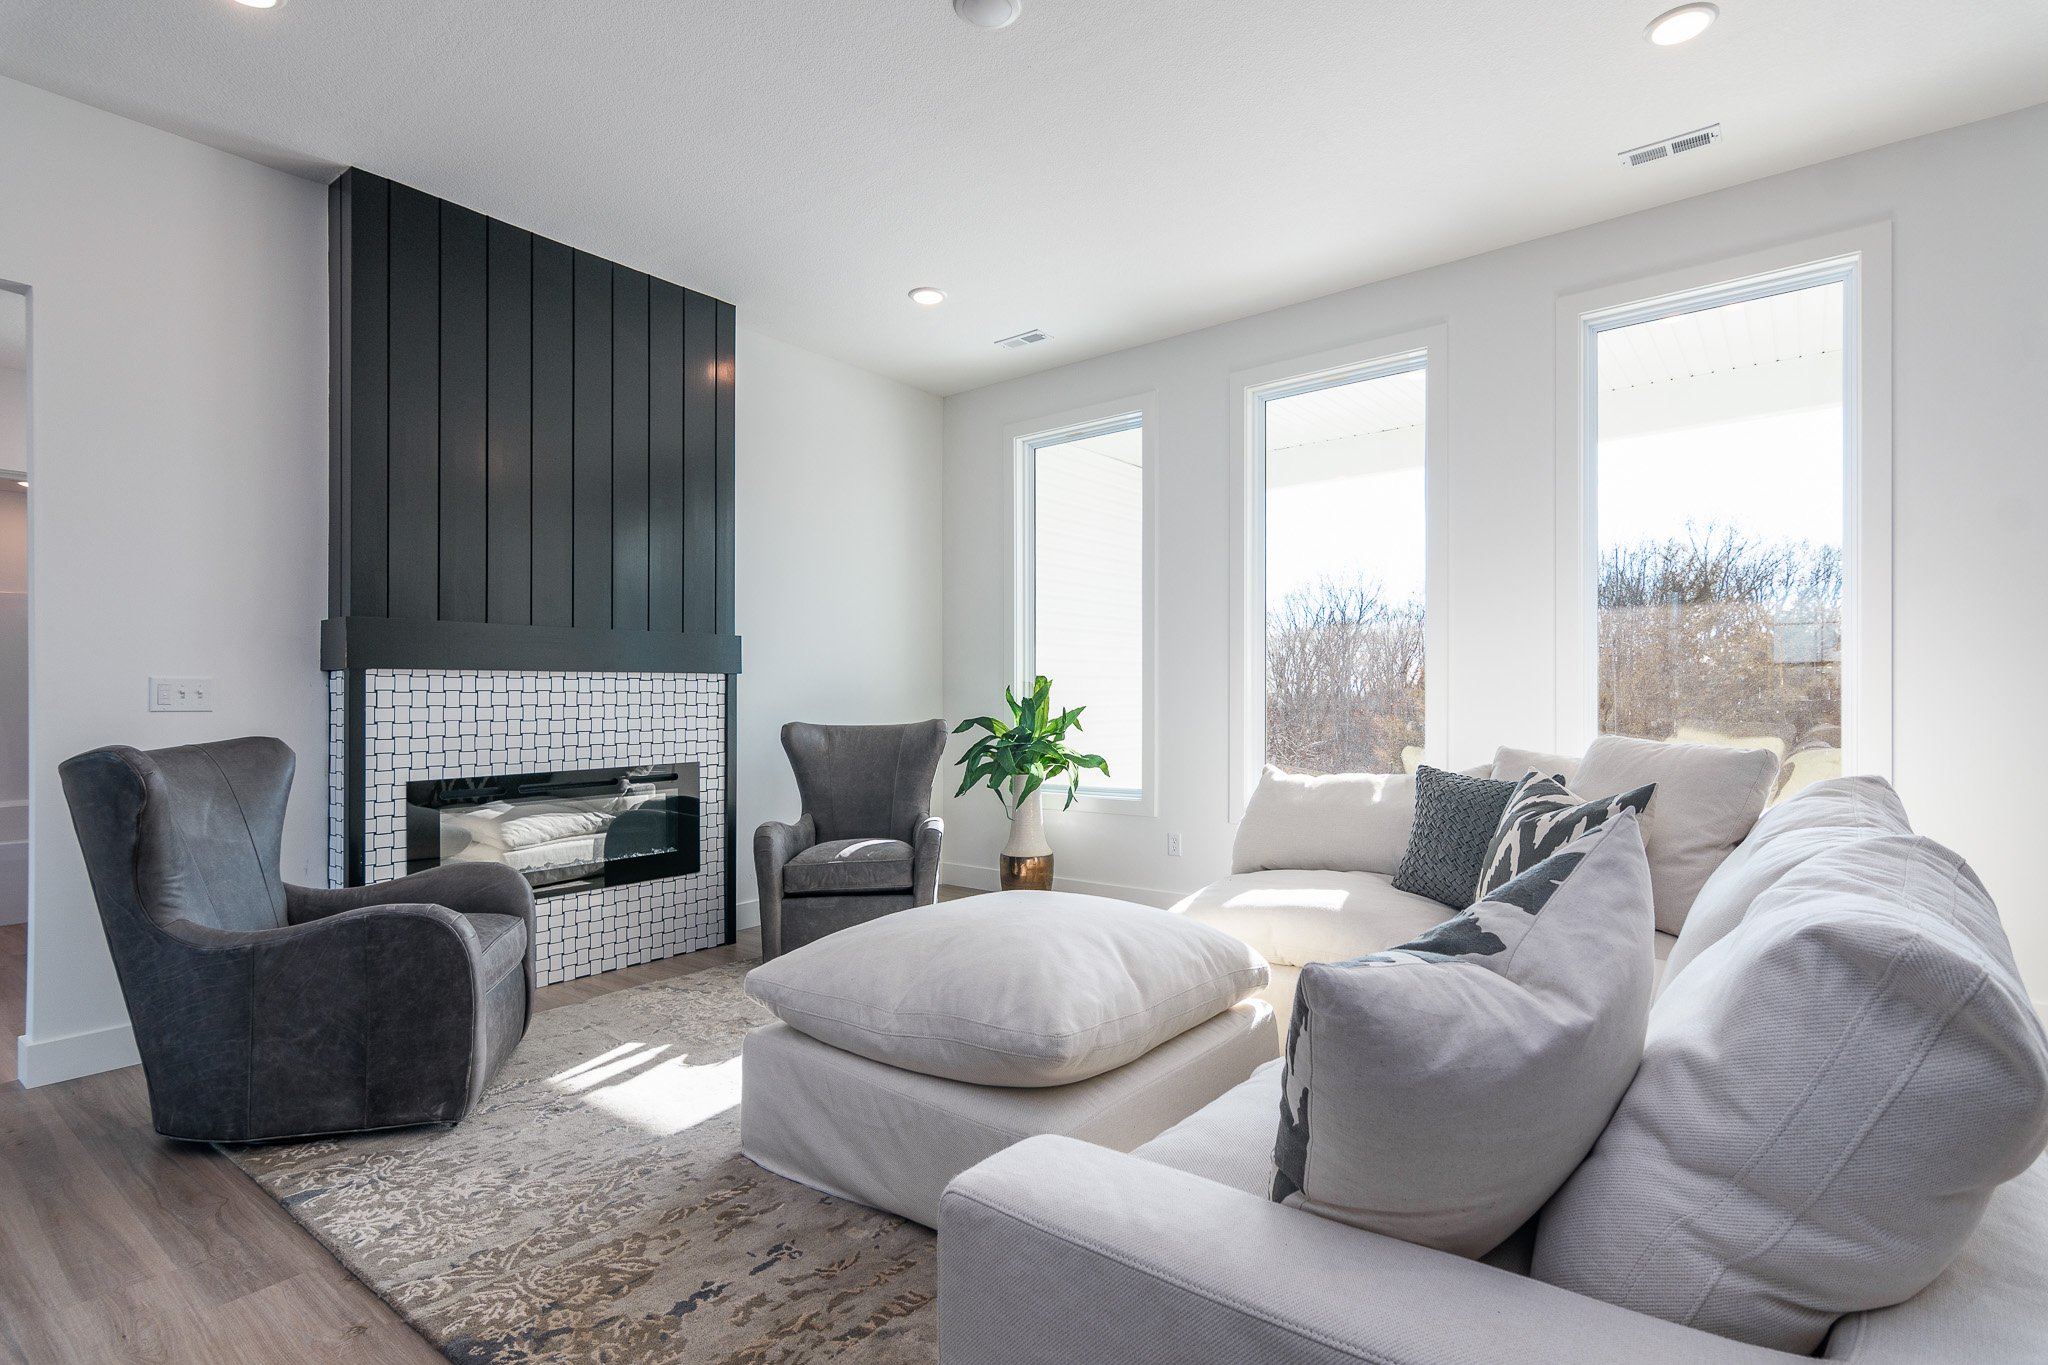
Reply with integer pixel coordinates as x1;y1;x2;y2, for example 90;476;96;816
937;753;2048;1364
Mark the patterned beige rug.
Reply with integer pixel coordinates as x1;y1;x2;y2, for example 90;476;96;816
222;963;937;1364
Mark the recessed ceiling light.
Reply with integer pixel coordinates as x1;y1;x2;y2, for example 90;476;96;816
908;286;947;307
953;0;1021;31
13;481;26;489
233;0;285;7
1646;3;1716;45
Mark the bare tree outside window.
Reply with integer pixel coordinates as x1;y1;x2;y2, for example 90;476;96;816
1599;525;1840;766
1265;579;1424;775
1259;359;1428;776
1262;525;1840;784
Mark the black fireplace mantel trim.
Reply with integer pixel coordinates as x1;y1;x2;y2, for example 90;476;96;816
322;616;741;675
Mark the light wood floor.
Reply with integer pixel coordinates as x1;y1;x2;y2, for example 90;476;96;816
1;921;24;1087
0;917;820;1364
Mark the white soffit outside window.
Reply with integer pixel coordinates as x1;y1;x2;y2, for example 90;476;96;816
1008;396;1158;814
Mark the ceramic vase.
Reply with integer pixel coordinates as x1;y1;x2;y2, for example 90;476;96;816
999;779;1054;890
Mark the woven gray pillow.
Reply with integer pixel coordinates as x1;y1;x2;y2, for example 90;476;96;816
1476;772;1656;901
1392;765;1516;908
1274;814;1656;1257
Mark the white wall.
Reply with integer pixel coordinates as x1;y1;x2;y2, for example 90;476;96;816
942;100;2048;1004
734;327;944;927
1;76;331;1084
0;75;947;1080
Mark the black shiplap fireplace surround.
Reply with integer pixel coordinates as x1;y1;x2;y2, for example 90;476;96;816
324;168;741;945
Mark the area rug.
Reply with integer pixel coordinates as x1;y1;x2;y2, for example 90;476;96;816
222;964;937;1364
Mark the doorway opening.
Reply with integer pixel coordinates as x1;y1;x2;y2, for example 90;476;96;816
1;283;27;1084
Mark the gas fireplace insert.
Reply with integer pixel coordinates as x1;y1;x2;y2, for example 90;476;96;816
405;763;700;897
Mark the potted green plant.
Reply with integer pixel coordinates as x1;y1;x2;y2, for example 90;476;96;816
952;675;1109;890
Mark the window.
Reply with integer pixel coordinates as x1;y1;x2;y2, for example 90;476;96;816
1242;344;1437;780
1017;412;1146;801
1582;262;1863;802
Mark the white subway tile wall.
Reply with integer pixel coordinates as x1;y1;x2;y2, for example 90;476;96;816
327;669;728;986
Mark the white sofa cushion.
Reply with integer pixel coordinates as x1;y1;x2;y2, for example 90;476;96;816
1822;1152;2048;1364
1273;815;1657;1258
1573;734;1780;935
1231;765;1420;876
1170;869;1452;969
1489;746;1579;784
1533;834;2048;1354
1662;774;1912;987
742;890;1268;1088
1133;1056;1286;1198
1135;1056;1546;1276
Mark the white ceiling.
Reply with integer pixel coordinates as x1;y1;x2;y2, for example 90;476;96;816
3;2;2046;396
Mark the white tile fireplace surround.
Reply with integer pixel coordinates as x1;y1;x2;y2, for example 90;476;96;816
327;669;728;987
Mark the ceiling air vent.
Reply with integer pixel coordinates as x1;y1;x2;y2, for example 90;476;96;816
1619;123;1721;167
995;329;1052;349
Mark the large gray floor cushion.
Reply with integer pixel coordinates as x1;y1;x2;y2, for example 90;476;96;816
1275;815;1657;1257
741;888;1277;1225
744;891;1268;1086
1573;734;1779;935
1533;832;2048;1353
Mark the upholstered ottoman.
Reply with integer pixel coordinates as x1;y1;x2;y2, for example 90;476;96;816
739;890;1278;1226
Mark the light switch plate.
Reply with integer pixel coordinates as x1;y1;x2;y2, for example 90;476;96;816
148;677;214;713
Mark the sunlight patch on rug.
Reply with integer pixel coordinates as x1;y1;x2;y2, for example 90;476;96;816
222;963;937;1364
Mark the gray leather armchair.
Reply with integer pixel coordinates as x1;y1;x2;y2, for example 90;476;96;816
59;736;535;1143
755;720;947;959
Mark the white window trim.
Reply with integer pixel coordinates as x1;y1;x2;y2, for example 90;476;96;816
1007;394;1159;816
1228;324;1451;822
1553;223;1894;778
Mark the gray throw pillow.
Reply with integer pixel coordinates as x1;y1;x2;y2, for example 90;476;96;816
1391;765;1516;909
1532;834;2048;1354
1573;735;1779;936
1273;814;1656;1257
1476;771;1656;901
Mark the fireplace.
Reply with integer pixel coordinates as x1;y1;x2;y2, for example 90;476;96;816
406;762;700;897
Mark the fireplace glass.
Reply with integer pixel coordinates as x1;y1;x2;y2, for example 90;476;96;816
405;763;700;897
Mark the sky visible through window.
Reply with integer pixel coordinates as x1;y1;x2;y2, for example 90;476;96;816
1264;367;1427;606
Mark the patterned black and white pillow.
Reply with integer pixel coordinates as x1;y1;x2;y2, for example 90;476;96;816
1475;771;1655;902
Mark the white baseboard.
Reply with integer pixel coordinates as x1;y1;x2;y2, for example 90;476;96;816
17;1021;140;1088
735;897;761;932
940;861;1181;910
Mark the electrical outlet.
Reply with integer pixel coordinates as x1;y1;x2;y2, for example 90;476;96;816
148;677;215;713
1167;832;1183;857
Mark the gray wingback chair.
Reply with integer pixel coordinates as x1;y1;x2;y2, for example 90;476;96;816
755;720;947;959
59;736;535;1143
